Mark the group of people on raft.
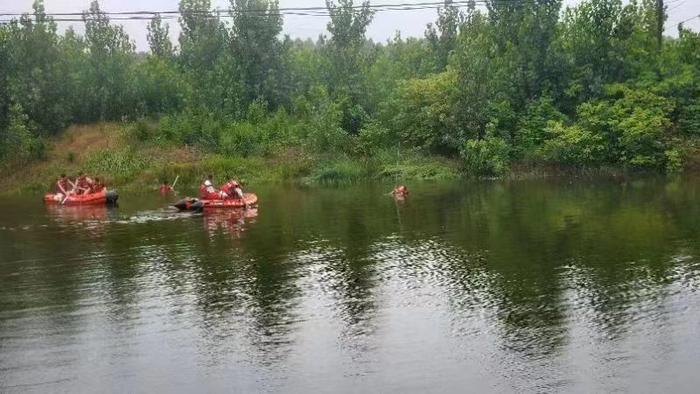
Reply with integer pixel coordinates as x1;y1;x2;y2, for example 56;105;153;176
54;173;106;199
158;175;246;200
199;175;246;200
54;172;404;203
169;176;402;200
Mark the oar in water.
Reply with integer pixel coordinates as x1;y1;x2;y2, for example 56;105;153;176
167;175;182;196
160;175;180;197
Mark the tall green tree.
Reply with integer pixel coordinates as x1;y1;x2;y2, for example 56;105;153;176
147;13;173;58
0;26;9;132
324;0;374;133
178;0;237;116
485;0;563;108
425;0;464;72
58;27;88;120
178;0;226;73
4;0;71;134
229;0;286;107
450;10;500;141
82;0;136;120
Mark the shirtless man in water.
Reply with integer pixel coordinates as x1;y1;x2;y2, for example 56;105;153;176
392;185;409;197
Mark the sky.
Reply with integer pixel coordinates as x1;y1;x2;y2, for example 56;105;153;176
3;0;699;52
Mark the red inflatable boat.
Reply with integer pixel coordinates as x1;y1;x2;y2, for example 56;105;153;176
174;193;258;212
43;189;119;206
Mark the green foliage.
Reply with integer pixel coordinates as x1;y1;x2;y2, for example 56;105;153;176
678;101;700;136
230;0;286;107
387;71;458;154
81;1;136;121
3;1;72;135
461;134;510;177
147;13;173;58
304;97;349;153
379;161;458;181
83;148;146;182
578;85;673;168
305;158;369;184
355;121;394;156
539;121;605;166
515;96;569;158
1;0;700;179
450;12;503;140
219;122;258;157
664;148;683;173
323;0;374;132
133;56;186;116
424;1;463;72
128;119;158;142
178;0;225;73
0;103;44;163
220;106;297;158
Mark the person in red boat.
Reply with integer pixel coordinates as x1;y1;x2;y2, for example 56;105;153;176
91;177;106;193
221;177;244;200
74;172;94;195
55;174;71;199
200;174;223;199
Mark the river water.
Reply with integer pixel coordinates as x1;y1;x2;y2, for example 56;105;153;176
1;179;700;392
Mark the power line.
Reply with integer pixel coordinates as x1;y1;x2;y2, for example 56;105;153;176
666;0;687;13
675;14;700;26
0;1;489;18
0;1;493;23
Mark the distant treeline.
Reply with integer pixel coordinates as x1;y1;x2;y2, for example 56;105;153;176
0;0;699;175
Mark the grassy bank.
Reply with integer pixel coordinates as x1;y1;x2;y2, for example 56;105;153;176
0;123;461;194
3;122;694;196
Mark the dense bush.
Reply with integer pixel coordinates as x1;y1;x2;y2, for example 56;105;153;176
387;71;459;155
461;134;510;177
0;104;44;164
539;121;605;166
515;97;569;159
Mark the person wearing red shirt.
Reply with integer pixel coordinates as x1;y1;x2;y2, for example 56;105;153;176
200;175;222;199
159;180;173;195
220;178;244;200
91;177;106;194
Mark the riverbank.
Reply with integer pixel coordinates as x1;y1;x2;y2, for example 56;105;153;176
3;122;696;195
0;123;461;194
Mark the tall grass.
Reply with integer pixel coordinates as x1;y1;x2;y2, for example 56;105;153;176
83;148;147;184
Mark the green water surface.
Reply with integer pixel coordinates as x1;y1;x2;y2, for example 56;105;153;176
1;178;699;392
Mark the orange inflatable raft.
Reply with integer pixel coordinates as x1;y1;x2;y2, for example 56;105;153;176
43;189;119;206
174;193;258;212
